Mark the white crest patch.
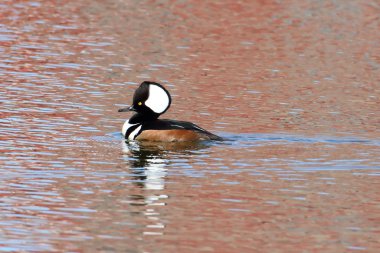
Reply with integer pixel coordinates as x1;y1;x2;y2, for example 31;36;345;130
122;120;141;140
145;84;170;114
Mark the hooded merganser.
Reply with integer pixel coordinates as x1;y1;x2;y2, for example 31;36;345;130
118;81;222;142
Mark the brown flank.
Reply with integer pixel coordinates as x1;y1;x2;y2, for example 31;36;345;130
135;130;209;142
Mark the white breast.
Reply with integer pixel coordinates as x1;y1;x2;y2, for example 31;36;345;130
122;120;142;140
129;125;142;140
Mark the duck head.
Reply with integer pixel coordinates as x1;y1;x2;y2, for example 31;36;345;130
118;81;172;119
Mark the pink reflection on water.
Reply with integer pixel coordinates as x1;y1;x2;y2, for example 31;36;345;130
0;0;379;252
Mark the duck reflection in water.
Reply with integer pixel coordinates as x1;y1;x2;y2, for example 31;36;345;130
122;140;212;190
121;140;213;236
122;141;167;190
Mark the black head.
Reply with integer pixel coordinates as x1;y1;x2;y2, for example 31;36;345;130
118;81;172;118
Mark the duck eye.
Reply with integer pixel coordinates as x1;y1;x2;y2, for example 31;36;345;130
138;102;142;106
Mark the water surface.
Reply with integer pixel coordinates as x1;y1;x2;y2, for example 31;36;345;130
0;0;379;252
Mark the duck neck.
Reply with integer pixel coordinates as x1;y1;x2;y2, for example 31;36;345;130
129;112;159;124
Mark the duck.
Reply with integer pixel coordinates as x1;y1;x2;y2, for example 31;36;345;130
118;81;222;142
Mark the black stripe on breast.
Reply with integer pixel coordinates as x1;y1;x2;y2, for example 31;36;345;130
126;124;141;139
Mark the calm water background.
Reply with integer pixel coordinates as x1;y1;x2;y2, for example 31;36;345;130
1;0;379;252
